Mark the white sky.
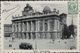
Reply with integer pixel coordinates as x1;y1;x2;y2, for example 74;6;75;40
1;1;78;26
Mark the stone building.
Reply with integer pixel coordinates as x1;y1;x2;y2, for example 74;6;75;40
4;24;12;37
12;4;67;39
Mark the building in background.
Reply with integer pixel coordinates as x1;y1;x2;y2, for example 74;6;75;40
4;24;12;37
12;4;67;39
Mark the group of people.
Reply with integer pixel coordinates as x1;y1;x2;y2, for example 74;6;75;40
61;24;76;39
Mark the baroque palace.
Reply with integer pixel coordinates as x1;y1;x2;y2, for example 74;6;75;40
12;4;67;39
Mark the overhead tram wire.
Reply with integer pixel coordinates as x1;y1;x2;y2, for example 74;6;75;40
5;5;21;20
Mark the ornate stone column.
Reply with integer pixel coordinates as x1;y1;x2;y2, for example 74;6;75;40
27;21;29;32
36;20;38;39
27;21;31;32
30;21;33;39
19;22;23;38
34;20;36;39
26;32;28;39
18;22;20;38
47;20;50;39
12;23;15;38
26;21;29;39
22;22;24;39
34;21;36;31
15;23;18;38
29;21;31;32
17;22;19;38
26;22;27;32
12;23;14;33
22;22;25;32
43;20;45;39
31;21;33;32
15;23;17;32
57;20;61;39
18;22;21;32
27;21;29;39
54;19;58;39
43;20;45;32
16;22;18;38
44;19;48;39
25;22;27;39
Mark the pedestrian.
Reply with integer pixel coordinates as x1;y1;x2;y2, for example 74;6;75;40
12;35;15;42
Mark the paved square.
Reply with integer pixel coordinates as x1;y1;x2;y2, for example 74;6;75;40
4;37;76;50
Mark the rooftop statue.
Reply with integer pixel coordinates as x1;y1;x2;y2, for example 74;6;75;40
22;4;34;16
53;8;58;14
24;4;33;12
43;6;51;14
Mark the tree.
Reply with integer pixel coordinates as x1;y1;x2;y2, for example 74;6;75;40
68;24;75;38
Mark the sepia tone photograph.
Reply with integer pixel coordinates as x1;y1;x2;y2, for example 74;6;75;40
1;1;78;50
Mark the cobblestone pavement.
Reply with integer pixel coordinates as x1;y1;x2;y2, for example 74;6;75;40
4;37;76;50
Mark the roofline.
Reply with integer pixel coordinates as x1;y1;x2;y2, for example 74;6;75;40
12;13;59;22
4;24;12;27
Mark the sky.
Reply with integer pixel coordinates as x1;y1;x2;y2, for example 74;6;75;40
1;1;78;26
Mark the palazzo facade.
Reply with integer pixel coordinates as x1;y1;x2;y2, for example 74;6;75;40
4;24;12;37
12;4;67;39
